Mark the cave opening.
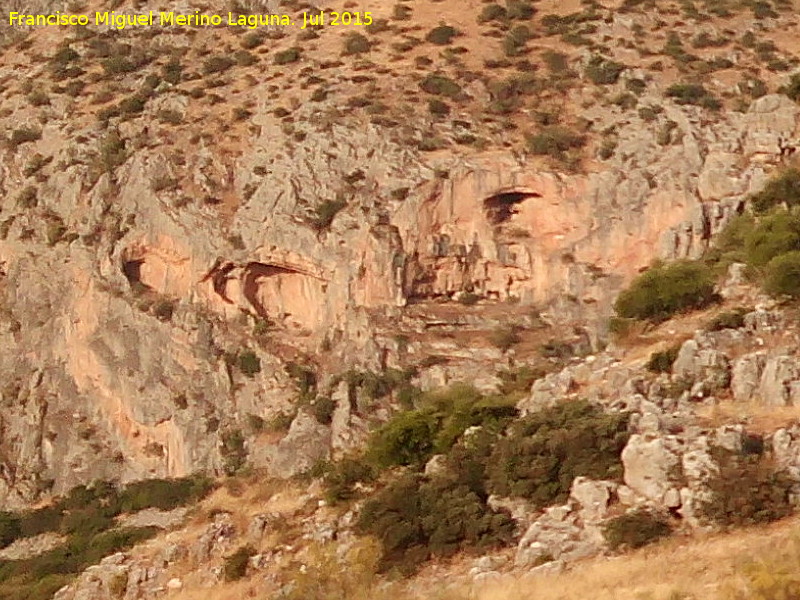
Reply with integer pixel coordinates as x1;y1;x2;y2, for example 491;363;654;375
122;259;145;288
483;190;541;225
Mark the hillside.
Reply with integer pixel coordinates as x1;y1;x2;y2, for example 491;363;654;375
3;0;800;597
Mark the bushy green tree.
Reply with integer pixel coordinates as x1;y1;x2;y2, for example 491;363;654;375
744;211;800;267
750;168;800;213
486;400;629;507
614;260;717;321
764;250;800;298
356;472;514;573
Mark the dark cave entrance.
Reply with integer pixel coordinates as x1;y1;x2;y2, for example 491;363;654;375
483;190;541;225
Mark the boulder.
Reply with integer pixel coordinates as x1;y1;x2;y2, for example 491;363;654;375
759;355;800;406
515;503;604;567
621;434;682;502
731;352;766;402
268;411;331;479
570;477;617;522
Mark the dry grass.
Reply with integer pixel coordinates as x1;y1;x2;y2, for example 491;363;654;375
161;516;800;600
697;400;800;434
423;517;800;600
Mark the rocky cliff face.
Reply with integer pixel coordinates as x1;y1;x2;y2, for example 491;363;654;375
0;0;799;509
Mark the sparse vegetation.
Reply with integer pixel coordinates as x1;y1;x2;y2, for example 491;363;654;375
311;198;347;232
646;344;681;373
585;55;625;84
274;47;301;65
8;127;41;151
237;350;261;377
749;168;800;214
0;476;212;600
223;545;256;581
706;307;750;331
526;126;586;163
700;448;794;528
665;83;722;109
419;74;462;98
221;429;247;476
344;33;371;55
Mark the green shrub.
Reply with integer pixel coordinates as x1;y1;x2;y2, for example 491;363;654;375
699;450;794;528
426;25;459;45
322;457;375;504
744;211;800;267
267;411;295;433
419;74;462;98
585;55;625;84
162;58;183;84
749;168;800;214
311;198;347;232
94;131;128;175
366;384;516;469
221;429;247;476
356;472;514;573
704;213;755;274
706;307;749;331
487;73;539;114
392;4;412;20
274;48;301;65
102;56;136;75
0;526;158;600
117;475;214;513
286;362;317;399
486;400;629;508
428;98;450;116
203;55;235;75
784;73;800;102
764;251;800;298
614;260;718;322
542;50;571;74
507;0;535;19
58;507;115;537
367;410;441;469
478;4;507;22
224;545;256;581
343;33;370;55
497;365;545;395
665;83;721;109
345;368;412;401
526;126;586;160
237;350;261;377
489;326;521;352
18;506;61;539
603;508;672;551
540;340;574;359
312;396;336;425
0;513;21;549
646;344;681;373
8;127;42;150
241;32;265;49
